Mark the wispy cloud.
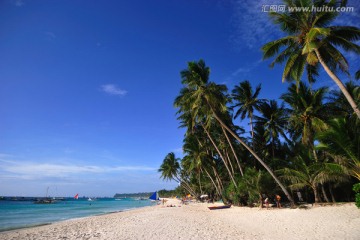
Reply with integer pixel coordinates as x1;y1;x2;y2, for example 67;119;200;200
333;0;360;26
12;0;24;7
101;84;127;96
172;147;183;154
44;31;56;40
231;59;262;77
0;159;156;180
230;0;283;49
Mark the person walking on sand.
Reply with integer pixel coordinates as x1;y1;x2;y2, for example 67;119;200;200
264;198;269;209
276;195;281;208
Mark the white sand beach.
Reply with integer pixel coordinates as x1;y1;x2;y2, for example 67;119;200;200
1;199;359;240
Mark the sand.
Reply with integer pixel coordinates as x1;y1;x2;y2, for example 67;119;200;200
1;199;359;240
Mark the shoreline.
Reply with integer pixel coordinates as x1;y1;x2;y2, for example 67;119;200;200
0;205;154;233
1;199;359;239
0;198;155;233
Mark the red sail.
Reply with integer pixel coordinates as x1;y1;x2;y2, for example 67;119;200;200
74;193;79;199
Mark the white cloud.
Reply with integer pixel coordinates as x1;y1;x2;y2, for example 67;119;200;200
101;84;127;96
172;147;183;154
0;160;156;180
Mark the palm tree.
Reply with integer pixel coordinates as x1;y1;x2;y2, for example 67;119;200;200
175;60;295;204
281;82;328;149
328;82;360;120
159;152;180;182
254;100;289;158
277;149;346;203
316;118;360;181
231;80;267;139
158;152;197;196
182;133;223;198
262;0;360;119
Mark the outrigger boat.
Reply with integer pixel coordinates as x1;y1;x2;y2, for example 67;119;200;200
208;205;231;210
34;187;57;204
149;191;160;201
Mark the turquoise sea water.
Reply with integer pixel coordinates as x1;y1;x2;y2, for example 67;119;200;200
0;198;153;232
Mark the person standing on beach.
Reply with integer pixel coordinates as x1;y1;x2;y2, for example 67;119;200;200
264;198;269;209
276;195;281;208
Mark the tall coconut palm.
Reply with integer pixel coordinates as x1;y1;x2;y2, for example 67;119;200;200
175;60;294;204
254;100;289;158
262;0;360;119
231;80;267;139
159;152;181;182
182;133;224;197
158;152;197;196
281;82;328;149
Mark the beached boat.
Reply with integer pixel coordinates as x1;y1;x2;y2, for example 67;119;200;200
208;205;231;210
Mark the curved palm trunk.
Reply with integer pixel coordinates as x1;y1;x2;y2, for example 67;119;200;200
212;166;224;191
250;115;254;140
174;175;197;197
203;126;238;188
329;185;336;202
222;126;244;176
204;168;222;198
312;185;320;204
225;150;235;175
198;170;203;195
321;184;330;203
211;111;295;205
315;49;360;119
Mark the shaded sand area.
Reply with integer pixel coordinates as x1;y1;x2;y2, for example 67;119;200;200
1;199;359;240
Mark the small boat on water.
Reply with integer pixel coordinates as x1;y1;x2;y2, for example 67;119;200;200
34;198;56;204
34;187;57;204
208;205;231;210
149;191;160;201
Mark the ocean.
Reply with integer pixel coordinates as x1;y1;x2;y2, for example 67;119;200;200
0;197;154;232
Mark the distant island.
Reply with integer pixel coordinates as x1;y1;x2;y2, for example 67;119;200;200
113;192;152;198
114;189;178;198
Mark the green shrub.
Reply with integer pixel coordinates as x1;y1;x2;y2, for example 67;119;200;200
353;183;360;208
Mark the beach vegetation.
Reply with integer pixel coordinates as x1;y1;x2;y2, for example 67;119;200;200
353;183;360;208
159;0;359;207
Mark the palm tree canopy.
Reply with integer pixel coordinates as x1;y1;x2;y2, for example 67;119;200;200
328;82;360;119
281;82;328;146
255;100;289;143
231;80;266;120
174;60;230;130
262;0;360;84
158;152;181;182
316;118;360;180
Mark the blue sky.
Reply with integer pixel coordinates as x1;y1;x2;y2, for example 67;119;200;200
0;0;359;197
